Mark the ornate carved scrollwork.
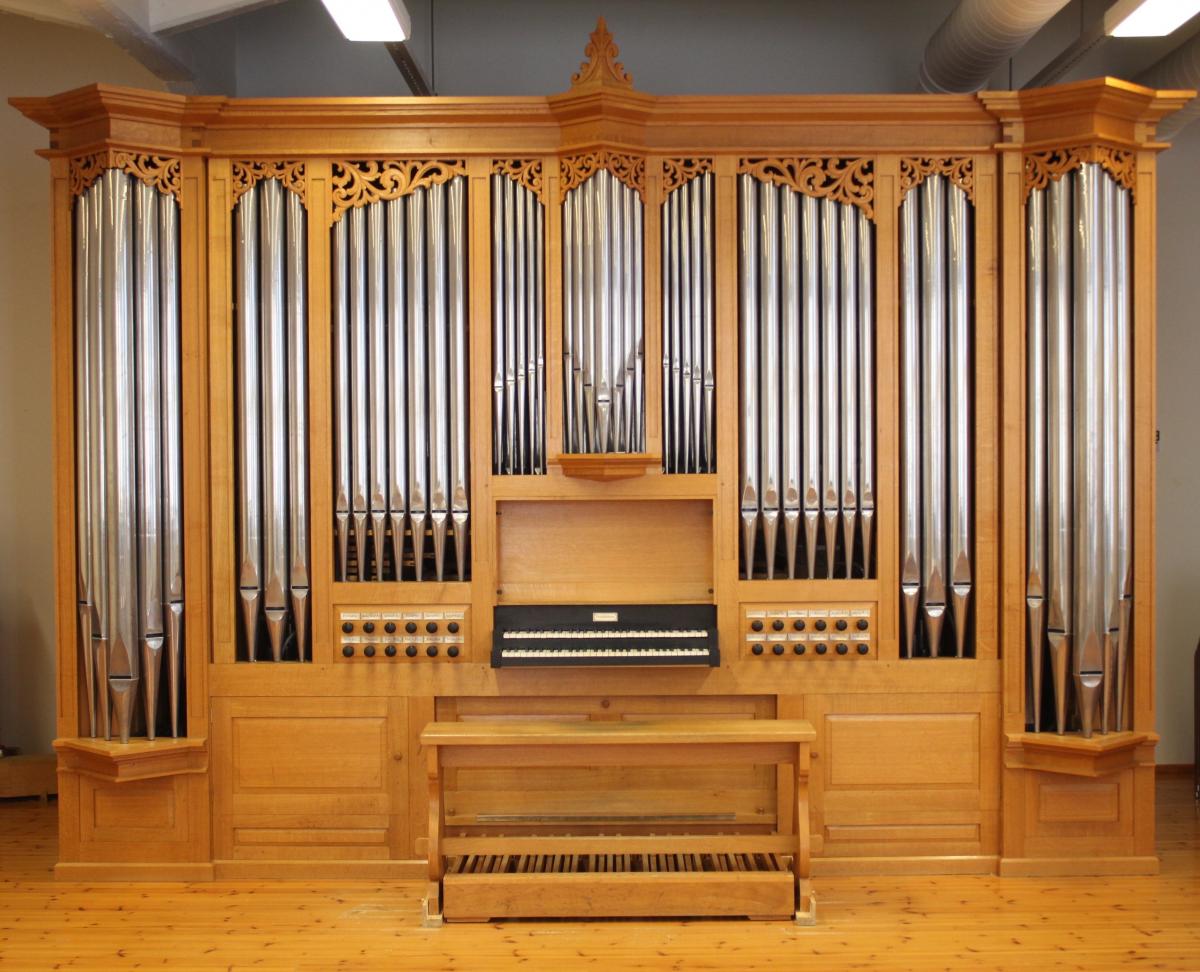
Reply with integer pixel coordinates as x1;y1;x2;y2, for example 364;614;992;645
570;16;633;88
899;157;975;205
1024;145;1136;200
662;158;713;196
560;151;645;202
330;159;468;223
738;157;874;220
492;159;544;202
231;160;306;207
69;150;182;200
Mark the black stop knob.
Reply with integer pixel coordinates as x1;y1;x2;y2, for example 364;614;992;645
772;644;784;656
794;644;806;655
835;619;848;631
405;645;417;657
447;645;460;658
815;619;827;631
857;643;869;655
426;621;438;633
447;621;460;634
857;618;869;631
815;643;828;655
405;621;418;634
341;621;354;634
793;619;806;631
772;619;784;632
363;645;376;658
751;643;764;655
751;620;764;632
426;645;439;657
836;643;849;655
385;645;397;657
362;621;375;634
342;645;354;657
384;621;396;634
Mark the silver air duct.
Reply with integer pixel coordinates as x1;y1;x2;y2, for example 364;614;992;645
919;0;1071;93
738;174;875;580
329;177;470;581
74;170;184;740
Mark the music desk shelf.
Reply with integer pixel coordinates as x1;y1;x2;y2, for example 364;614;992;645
420;718;815;925
54;737;208;783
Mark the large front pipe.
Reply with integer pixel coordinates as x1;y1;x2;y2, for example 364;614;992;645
102;169;139;742
135;182;164;733
493;175;509;464
449;177;470;579
261;180;289;661
331;217;351;582
387;197;409;578
160;196;183;729
858;208;875;578
1073;164;1105;737
74;192;97;737
1046;175;1073;733
1115;187;1133;729
820;197;840;579
690;178;704;470
535;197;546;471
1027;187;1047;729
582;180;596;451
1101;175;1119;732
759;182;781;576
595;172;613;451
679;180;693;470
235;183;262;660
514;181;528;471
612;177;627;455
738;174;760;576
428;182;451;580
701;173;715;471
840;203;859;579
899;192;921;658
920;175;947;656
502;177;517;470
625;186;638;456
802;195;821;579
367;201;388;583
86;183;111;738
407;189;429;580
667;186;680;471
572;190;586;453
948;183;972;658
348;206;369;580
781;187;801;579
633;198;645;451
286;189;308;657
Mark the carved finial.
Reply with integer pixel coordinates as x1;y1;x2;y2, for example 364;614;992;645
571;17;633;88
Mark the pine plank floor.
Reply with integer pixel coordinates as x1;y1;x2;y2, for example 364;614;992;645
0;776;1197;971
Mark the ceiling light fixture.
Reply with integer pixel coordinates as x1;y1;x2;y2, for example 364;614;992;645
1106;0;1200;37
319;0;411;42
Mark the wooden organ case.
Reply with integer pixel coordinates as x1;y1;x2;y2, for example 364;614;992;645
13;21;1191;885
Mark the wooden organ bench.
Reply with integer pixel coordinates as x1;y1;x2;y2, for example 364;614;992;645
421;718;816;924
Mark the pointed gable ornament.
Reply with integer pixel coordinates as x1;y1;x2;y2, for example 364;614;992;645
570;17;634;89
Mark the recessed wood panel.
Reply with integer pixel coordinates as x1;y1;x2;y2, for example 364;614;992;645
496;500;713;603
827;714;980;787
1039;783;1120;823
92;780;176;832
232;717;386;791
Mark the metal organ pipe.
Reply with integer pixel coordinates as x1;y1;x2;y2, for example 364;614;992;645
898;175;974;658
332;217;351;582
738;177;875;581
74;170;183;739
329;177;470;582
286;191;309;662
1026;165;1132;736
561;170;645;457
1027;187;1047;728
494;174;545;474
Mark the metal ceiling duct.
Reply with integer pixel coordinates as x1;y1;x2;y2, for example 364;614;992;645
919;0;1072;93
1138;32;1200;137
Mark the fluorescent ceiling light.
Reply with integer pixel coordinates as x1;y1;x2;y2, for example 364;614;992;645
1107;0;1200;37
319;0;410;42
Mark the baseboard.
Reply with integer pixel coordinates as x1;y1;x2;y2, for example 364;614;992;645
213;859;425;881
1155;763;1195;776
999;855;1159;877
812;855;998;876
55;862;215;882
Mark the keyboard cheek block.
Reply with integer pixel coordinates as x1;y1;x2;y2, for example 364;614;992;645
491;604;719;668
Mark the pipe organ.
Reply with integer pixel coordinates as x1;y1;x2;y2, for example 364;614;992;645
14;23;1190;883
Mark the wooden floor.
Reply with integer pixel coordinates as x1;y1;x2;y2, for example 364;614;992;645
1;777;1197;971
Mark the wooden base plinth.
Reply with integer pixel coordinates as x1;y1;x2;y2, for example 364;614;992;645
0;755;57;800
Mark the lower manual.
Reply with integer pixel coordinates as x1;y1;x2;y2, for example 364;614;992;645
336;605;470;661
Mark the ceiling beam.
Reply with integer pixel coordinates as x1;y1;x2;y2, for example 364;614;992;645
148;0;287;36
66;0;194;84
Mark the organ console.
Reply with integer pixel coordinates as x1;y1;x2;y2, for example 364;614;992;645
11;20;1192;892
